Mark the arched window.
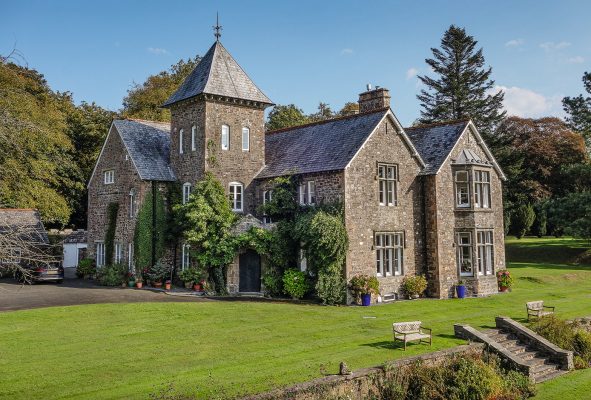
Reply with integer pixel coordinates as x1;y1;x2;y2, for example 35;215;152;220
182;182;192;204
242;127;250;151
221;125;230;150
129;189;136;217
229;182;243;212
191;125;197;151
179;129;184;154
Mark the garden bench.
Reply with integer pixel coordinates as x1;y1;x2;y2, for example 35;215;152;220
393;321;432;350
526;300;555;321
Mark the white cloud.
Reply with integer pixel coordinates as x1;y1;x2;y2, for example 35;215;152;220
505;39;524;47
567;56;585;64
147;47;168;55
340;48;354;56
492;85;564;118
406;67;419;80
539;41;571;51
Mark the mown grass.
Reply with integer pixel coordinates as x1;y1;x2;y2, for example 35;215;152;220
0;237;590;399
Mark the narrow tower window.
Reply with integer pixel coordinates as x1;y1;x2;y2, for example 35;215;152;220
221;125;230;150
242;127;250;151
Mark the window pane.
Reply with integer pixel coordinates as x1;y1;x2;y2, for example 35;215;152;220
221;125;229;150
242;127;250;151
179;129;184;154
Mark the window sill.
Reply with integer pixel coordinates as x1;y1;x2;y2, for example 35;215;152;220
454;208;495;213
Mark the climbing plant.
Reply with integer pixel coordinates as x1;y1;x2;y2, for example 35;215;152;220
134;186;167;270
104;202;119;265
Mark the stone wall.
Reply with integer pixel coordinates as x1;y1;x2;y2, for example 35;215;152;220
344;116;425;299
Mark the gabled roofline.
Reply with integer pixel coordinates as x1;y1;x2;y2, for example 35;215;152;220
433;120;506;180
344;109;426;170
87;121;115;189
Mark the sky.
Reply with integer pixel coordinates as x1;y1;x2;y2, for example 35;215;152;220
3;0;590;126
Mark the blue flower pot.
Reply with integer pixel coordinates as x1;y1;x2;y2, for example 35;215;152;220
456;285;466;299
361;293;371;306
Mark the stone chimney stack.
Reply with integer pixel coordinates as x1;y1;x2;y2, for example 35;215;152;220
358;85;391;113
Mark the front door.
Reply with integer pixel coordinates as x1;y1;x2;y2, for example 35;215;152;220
239;250;261;292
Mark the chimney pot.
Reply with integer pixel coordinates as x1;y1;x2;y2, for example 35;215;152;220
358;87;391;113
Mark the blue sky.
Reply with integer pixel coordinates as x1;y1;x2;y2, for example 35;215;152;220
3;0;590;126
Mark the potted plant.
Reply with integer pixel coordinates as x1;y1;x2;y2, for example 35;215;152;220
165;279;172;290
127;272;136;288
456;280;466;299
147;260;169;289
348;275;380;306
401;275;428;299
135;276;143;289
179;267;201;289
497;270;513;292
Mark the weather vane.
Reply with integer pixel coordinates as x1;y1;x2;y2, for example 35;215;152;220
213;13;222;41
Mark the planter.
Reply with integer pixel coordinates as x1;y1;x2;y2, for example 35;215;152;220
361;293;371;306
408;294;420;300
193;283;202;291
153;281;163;289
184;282;193;289
121;282;126;288
128;280;136;288
499;286;509;292
456;285;466;299
165;281;172;290
136;281;143;289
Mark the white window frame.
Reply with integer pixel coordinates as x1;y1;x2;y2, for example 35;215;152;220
221;125;230;150
114;243;123;264
378;163;398;206
477;230;494;275
457;232;474;277
103;170;114;185
179;129;184;154
307;181;316;205
96;242;105;267
474;170;491;209
299;183;306;205
182;182;192;205
129;189;135;218
263;190;272;224
229;182;243;212
242;127;250;151
375;232;403;277
455;170;471;208
182;243;190;270
128;243;134;271
191;125;197;151
299;244;307;272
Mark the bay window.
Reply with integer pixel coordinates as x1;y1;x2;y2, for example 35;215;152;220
456;232;473;276
455;170;470;208
474;170;491;208
477;230;494;275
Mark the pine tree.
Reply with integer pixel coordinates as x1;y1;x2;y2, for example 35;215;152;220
417;25;505;138
563;71;591;149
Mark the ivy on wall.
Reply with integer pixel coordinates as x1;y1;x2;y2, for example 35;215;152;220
134;185;167;270
104;202;119;265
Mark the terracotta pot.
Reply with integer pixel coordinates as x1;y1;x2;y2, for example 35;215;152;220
165;281;172;290
193;283;202;291
153;281;163;288
136;282;143;289
499;286;508;292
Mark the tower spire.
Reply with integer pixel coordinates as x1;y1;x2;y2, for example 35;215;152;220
213;13;222;41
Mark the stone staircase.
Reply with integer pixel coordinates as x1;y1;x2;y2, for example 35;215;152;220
455;317;573;384
483;327;567;383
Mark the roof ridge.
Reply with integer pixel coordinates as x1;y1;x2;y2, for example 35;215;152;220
405;118;471;131
266;107;389;135
124;118;170;125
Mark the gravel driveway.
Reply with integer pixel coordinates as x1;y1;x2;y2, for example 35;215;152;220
0;278;207;312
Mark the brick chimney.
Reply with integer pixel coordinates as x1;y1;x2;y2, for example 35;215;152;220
358;85;391;113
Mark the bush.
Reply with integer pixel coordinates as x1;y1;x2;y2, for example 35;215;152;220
178;267;203;284
513;203;535;239
315;269;346;305
400;275;427;298
282;269;308;299
76;258;95;278
96;263;127;286
262;268;283;297
348;274;380;303
147;260;170;283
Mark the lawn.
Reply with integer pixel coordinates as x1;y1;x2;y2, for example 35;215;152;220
0;237;590;399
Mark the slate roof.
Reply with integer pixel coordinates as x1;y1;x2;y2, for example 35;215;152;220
114;119;176;182
64;230;87;244
404;120;470;175
0;209;49;244
163;41;273;107
256;109;389;179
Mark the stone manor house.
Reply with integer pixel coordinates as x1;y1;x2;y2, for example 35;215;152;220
87;37;506;299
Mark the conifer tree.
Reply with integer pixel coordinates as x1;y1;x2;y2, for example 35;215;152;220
417;25;505;138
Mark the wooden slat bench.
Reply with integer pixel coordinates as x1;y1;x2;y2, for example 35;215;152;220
526;300;555;321
393;321;432;350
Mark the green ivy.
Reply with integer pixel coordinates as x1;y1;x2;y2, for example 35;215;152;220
104;202;119;264
134;185;167;270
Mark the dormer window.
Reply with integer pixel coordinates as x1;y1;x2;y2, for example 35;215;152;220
182;183;192;205
104;170;114;185
229;182;243;212
179;129;184;154
221;125;230;150
242;127;250;151
191;126;197;151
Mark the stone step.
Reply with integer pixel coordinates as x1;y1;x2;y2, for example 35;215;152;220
532;363;559;379
506;343;529;354
534;369;568;383
525;356;551;368
519;349;542;361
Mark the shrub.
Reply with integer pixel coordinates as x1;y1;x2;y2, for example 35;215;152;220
178;267;202;284
76;258;95;278
496;269;514;288
96;263;127;286
282;269;308;299
348;274;380;303
400;275;427;298
315;269;346;305
513;203;535;239
262;268;283;297
147;260;170;283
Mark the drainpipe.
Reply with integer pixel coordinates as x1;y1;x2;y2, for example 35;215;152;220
151;182;157;267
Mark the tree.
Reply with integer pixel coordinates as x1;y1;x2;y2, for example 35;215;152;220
338;102;359;116
308;102;334;122
547;192;591;241
513;203;535;239
563;71;591;150
179;173;237;294
417;25;505;138
266;104;309;131
122;56;201;122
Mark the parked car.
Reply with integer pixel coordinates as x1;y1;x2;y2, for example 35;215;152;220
16;261;64;284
